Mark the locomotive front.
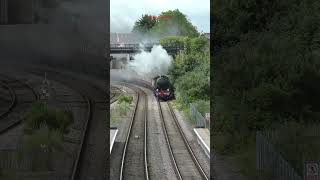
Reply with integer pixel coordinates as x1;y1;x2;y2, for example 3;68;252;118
152;75;174;100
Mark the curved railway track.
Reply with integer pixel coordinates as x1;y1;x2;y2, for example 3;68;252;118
110;86;123;104
0;81;16;119
119;84;149;180
28;68;107;180
0;74;37;134
117;80;209;180
158;100;209;180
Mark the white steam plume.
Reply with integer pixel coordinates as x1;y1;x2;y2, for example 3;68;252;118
128;45;173;78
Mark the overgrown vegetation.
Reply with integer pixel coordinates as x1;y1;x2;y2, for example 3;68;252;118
16;102;71;171
213;0;320;178
24;101;73;133
18;126;64;171
0;169;15;180
117;95;134;116
161;35;210;113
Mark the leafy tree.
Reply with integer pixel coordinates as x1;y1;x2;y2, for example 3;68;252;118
167;36;209;85
150;9;199;37
160;36;186;47
132;10;200;38
212;0;320;176
132;14;157;34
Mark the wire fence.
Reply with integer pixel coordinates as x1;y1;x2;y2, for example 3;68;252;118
190;103;210;129
256;131;302;180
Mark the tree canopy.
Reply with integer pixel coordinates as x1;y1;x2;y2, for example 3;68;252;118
161;36;210;107
132;14;157;34
213;0;320;176
132;9;199;38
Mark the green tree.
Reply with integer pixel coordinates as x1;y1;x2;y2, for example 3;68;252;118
160;36;186;47
212;0;320;176
167;36;209;85
150;9;199;37
132;14;157;34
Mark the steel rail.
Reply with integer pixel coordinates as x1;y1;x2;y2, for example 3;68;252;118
157;100;183;180
26;70;93;180
119;84;149;180
0;81;16;119
0;74;37;134
119;88;139;180
167;102;209;180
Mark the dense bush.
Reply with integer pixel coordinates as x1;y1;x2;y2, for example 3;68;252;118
117;95;133;105
166;36;210;108
160;36;186;47
117;95;134;116
25;102;73;133
18;127;64;171
214;0;320;132
213;0;320;178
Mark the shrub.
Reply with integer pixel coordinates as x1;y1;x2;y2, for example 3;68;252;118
117;95;133;105
25;102;73;133
18;127;64;171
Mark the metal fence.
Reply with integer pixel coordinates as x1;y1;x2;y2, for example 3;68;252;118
190;103;209;129
256;131;302;180
0;148;70;180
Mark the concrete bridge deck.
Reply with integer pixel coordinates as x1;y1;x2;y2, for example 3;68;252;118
110;43;184;55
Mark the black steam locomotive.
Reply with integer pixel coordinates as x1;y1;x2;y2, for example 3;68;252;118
152;75;174;100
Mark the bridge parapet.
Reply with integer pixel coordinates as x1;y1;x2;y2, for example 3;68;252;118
110;43;184;55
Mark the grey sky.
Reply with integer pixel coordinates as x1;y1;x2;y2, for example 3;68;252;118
111;0;210;33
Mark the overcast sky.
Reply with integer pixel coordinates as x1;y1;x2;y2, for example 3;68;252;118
111;0;210;33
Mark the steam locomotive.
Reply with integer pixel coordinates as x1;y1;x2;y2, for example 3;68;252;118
152;75;174;100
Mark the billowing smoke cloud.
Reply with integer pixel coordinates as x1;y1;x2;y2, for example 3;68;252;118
128;45;172;78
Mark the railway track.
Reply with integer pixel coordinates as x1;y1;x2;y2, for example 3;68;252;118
28;68;108;180
0;81;16;119
158;100;209;180
118;80;209;179
119;84;149;180
0;74;37;134
110;85;123;104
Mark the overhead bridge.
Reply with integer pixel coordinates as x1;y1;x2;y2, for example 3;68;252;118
110;43;184;55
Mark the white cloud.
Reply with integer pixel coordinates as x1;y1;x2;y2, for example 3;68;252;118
111;0;210;33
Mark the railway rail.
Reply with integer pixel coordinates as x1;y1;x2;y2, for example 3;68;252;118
28;68;107;180
0;81;16;119
116;80;209;179
110;86;123;104
0;74;37;134
158;100;209;180
119;84;149;180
